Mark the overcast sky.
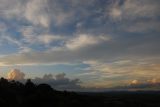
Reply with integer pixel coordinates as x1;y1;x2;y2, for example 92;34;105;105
0;0;160;90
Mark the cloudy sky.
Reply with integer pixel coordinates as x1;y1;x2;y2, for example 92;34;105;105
0;0;160;90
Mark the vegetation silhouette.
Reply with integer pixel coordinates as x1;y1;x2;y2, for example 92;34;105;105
0;77;160;107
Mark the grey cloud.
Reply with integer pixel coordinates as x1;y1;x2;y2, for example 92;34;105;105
43;74;53;80
0;0;159;30
6;69;82;91
33;73;82;91
106;0;160;33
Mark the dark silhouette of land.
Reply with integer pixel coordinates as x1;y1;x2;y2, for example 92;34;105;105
0;77;160;107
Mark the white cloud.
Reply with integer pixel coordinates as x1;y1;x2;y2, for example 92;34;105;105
108;1;122;20
66;34;110;50
20;26;66;45
25;0;50;27
7;69;25;80
109;7;122;20
130;80;139;85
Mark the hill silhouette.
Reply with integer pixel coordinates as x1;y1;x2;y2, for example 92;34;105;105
0;77;160;107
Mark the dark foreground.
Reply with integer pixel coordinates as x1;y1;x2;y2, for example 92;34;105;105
0;78;160;107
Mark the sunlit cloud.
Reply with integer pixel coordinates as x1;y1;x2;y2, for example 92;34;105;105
130;80;139;85
7;69;25;80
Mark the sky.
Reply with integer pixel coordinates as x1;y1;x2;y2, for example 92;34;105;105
0;0;160;91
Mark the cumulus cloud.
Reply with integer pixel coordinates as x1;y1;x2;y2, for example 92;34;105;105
6;69;82;91
7;69;25;80
130;80;139;85
33;73;81;91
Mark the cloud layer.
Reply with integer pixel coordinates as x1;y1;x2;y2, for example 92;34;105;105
0;0;160;88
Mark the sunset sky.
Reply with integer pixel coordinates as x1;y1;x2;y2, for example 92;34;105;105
0;0;160;91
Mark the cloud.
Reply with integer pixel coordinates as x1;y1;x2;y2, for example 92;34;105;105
148;78;158;84
130;80;139;85
5;68;160;91
108;1;122;20
109;7;122;20
109;0;160;20
123;0;160;18
33;73;81;91
6;69;82;91
0;0;25;19
43;74;53;80
55;73;66;80
125;79;160;90
24;0;50;27
66;34;110;50
7;69;25;80
0;32;112;65
37;34;66;45
1;35;22;47
107;0;160;33
19;26;67;46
